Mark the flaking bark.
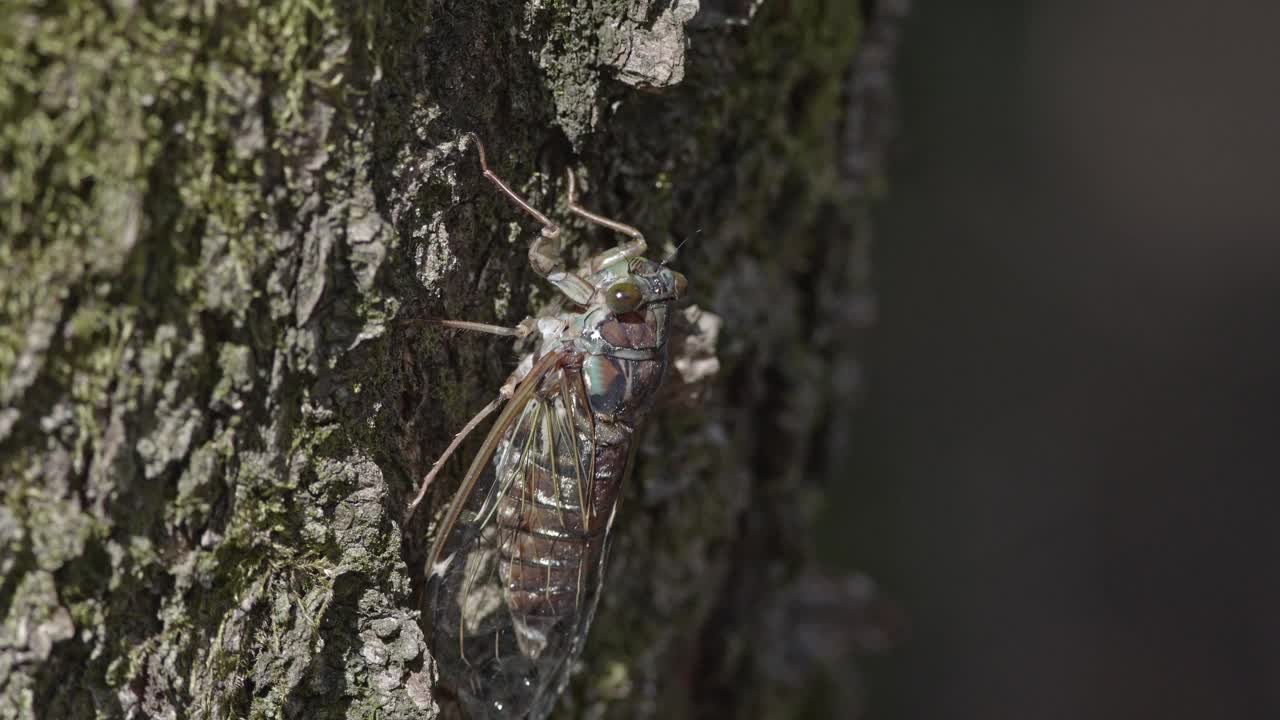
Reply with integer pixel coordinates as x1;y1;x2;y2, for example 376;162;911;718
0;1;905;718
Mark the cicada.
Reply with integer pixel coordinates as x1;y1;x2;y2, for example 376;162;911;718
406;134;688;719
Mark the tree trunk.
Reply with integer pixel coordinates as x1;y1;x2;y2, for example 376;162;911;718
0;1;904;718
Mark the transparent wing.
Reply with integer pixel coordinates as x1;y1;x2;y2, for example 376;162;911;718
427;360;611;720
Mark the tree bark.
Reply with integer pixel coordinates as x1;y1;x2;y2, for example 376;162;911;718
0;1;904;718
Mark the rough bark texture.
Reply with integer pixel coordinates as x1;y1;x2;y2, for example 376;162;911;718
0;1;902;718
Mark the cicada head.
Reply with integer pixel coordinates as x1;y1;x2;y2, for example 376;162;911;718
581;257;687;352
594;257;686;312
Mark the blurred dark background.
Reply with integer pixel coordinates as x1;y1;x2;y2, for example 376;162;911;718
833;1;1280;718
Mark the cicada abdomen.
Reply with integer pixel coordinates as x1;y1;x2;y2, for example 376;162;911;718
427;360;621;718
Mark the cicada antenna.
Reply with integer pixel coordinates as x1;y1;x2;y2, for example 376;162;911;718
660;228;701;266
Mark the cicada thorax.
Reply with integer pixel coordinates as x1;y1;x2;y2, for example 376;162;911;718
580;304;670;418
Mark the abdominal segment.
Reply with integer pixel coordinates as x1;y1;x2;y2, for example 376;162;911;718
488;392;634;662
496;521;602;658
493;415;603;659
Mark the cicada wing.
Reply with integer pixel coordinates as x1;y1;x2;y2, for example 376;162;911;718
428;359;609;720
425;352;561;577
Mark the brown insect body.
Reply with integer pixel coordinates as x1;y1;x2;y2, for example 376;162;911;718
495;337;665;658
412;136;686;719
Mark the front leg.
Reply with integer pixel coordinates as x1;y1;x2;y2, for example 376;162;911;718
564;169;648;272
467;134;595;304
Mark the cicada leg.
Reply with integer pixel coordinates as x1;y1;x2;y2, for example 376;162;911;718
436;318;538;338
399;317;535;338
564;169;648;272
404;353;538;521
405;394;504;520
467;133;595;304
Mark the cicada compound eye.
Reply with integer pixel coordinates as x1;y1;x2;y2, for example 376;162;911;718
605;280;644;314
672;271;687;298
